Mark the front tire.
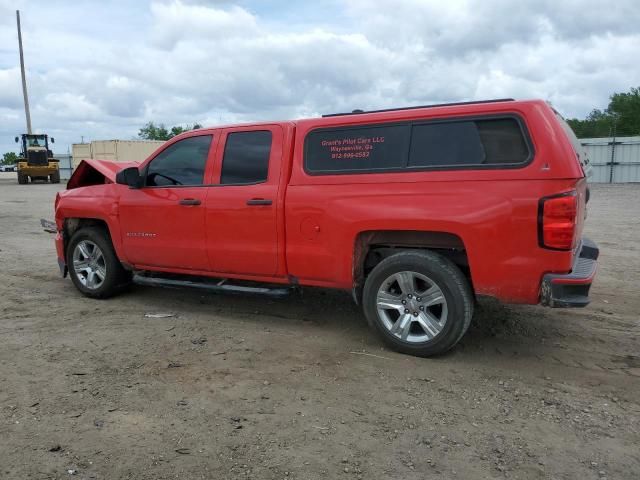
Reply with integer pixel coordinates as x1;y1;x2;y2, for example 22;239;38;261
67;226;131;299
363;250;473;357
17;172;28;184
50;171;60;183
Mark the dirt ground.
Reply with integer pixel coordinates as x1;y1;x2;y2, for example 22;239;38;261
0;175;638;480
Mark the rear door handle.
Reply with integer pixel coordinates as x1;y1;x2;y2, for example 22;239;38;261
246;198;272;206
179;198;201;206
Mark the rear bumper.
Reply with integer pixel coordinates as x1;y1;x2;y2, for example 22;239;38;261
540;237;599;308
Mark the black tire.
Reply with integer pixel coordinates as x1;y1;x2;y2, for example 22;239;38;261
66;226;131;299
50;171;60;183
362;250;474;357
17;172;28;184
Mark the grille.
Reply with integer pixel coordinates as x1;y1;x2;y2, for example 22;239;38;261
27;150;48;166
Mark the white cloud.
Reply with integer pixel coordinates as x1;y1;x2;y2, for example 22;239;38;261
0;0;639;155
150;1;259;49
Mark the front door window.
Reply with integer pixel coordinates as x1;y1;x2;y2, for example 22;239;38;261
146;135;212;187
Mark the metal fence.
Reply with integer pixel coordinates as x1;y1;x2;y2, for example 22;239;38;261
581;136;640;183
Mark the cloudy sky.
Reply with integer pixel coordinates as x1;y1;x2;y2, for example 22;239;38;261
0;0;639;156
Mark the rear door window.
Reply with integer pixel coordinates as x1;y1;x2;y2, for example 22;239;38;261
220;131;272;185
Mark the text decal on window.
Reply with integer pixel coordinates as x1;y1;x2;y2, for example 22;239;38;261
305;125;410;173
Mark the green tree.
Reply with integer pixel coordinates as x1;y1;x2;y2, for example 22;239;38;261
138;122;203;141
567;86;640;138
567;109;612;138
2;152;18;165
608;86;640;135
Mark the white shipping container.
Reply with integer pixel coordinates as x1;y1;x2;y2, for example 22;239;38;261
71;140;165;169
71;143;92;169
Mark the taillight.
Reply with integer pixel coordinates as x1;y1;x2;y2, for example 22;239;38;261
538;191;578;250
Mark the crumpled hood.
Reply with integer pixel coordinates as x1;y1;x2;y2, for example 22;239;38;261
67;159;140;189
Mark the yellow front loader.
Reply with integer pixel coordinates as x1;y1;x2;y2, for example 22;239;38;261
15;133;60;184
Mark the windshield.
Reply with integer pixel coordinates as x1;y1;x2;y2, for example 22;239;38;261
26;135;47;148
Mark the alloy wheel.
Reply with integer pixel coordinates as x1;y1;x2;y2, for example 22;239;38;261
376;271;448;343
72;240;107;290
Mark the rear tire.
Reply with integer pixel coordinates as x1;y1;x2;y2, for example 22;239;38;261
362;250;474;357
50;171;60;183
67;226;131;299
17;172;28;184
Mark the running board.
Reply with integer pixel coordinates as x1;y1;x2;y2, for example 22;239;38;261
133;274;292;298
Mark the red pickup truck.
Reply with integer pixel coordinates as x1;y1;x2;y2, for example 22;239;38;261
54;99;598;357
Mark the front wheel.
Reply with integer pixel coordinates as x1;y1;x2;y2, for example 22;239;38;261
362;250;473;357
50;171;60;183
67;227;131;298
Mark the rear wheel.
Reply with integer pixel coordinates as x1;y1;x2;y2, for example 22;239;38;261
50;170;60;183
17;172;28;184
67;226;131;298
363;250;473;357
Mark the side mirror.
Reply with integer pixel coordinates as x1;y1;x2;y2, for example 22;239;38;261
50;137;55;143
15;136;19;143
115;166;143;189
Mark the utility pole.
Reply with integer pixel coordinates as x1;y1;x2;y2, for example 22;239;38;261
16;10;32;134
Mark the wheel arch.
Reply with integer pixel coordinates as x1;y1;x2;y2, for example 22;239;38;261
352;230;473;304
62;217;129;267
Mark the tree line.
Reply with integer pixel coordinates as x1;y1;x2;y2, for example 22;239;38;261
137;122;202;141
566;86;640;138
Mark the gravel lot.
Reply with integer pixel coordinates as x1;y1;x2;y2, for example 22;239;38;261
1;175;639;479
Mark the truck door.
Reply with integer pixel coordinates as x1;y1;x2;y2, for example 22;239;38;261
205;125;283;276
118;134;216;271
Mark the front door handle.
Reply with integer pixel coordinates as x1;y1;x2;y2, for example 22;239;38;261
246;198;273;206
179;198;201;206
